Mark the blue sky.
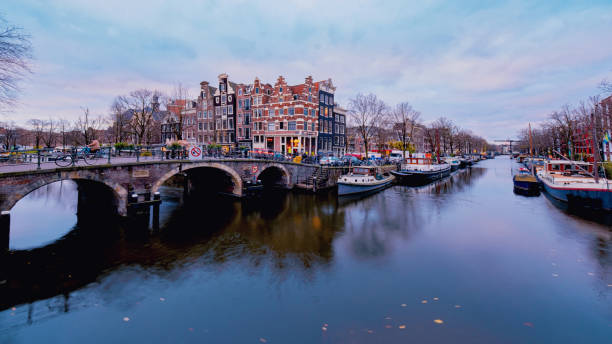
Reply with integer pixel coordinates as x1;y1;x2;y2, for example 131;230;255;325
3;0;612;140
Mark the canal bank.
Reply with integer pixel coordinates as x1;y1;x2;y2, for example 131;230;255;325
1;156;610;343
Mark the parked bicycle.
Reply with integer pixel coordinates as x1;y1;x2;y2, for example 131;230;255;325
54;147;103;167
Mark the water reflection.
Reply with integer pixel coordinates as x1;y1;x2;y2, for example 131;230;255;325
1;159;611;343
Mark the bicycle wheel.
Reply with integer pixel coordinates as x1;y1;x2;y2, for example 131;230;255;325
83;153;99;165
55;154;73;167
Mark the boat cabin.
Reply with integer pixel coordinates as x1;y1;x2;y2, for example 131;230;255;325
350;166;377;175
545;160;593;176
405;157;436;165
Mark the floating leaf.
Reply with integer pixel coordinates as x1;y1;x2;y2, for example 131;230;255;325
421;300;428;304
321;327;327;331
398;325;406;329
433;297;439;301
188;328;194;332
11;307;16;311
552;273;559;277
384;316;392;320
160;297;166;302
523;322;534;328
454;305;461;309
434;319;444;324
367;330;374;334
401;303;407;307
259;338;267;343
587;272;594;276
385;325;392;329
123;317;130;322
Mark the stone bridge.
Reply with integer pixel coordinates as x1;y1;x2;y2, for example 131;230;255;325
0;159;321;218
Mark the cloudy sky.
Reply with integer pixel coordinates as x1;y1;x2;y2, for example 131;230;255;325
3;0;612;140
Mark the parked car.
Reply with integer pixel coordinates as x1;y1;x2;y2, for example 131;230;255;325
340;155;362;166
319;156;339;165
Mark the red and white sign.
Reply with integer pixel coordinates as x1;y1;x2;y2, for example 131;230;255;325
251;165;258;174
189;146;202;160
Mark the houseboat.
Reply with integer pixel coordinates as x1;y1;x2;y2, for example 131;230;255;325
337;166;394;196
391;156;451;185
537;160;612;210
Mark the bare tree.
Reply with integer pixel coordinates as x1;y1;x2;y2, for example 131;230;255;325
600;79;612;93
171;82;191;141
75;107;104;145
348;93;387;159
42;118;56;148
125;89;162;145
0;16;32;110
0;121;18;149
27;118;44;148
110;96;130;143
58;118;69;149
391;102;420;158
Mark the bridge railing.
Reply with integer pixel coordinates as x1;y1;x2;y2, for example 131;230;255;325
0;144;396;172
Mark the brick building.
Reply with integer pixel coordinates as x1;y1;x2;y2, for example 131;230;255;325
235;83;253;149
196;81;217;145
252;75;319;155
212;73;238;149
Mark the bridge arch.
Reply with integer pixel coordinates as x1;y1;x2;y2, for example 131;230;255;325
151;162;243;197
3;174;128;216
255;164;292;188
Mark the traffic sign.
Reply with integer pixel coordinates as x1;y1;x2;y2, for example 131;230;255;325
251;165;258;174
189;146;202;160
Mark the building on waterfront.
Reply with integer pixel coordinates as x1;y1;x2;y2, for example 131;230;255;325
197;81;217;145
235;83;253;149
212;73;238;149
333;106;347;156
315;79;335;156
251;75;319;155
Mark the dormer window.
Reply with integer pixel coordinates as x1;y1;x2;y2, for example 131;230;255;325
279;87;283;93
255;87;260;94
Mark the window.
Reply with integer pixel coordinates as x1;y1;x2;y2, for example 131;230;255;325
311;122;315;131
245;98;250;109
239;128;242;136
238;89;242;96
308;95;312;102
279;122;284;129
216;107;220;116
335;123;338;133
289;107;295;115
228;105;233;114
223;119;228;129
238;99;242;109
268;122;275;131
244;113;250;125
288;121;296;130
329;95;333;104
223;106;227;115
229;118;234;129
255;87;259;94
279;87;283;93
293;95;298;100
245;128;250;139
199;123;203;130
220;83;225;91
221;95;227;104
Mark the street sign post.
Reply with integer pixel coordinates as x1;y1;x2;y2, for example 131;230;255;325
189;146;202;160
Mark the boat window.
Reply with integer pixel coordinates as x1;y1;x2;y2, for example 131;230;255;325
551;164;560;171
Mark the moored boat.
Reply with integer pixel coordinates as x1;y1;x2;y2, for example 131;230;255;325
337;166;394;196
513;167;539;195
443;157;461;172
537;160;612;210
391;156;451;185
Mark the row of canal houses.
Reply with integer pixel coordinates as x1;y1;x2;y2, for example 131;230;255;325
162;74;347;156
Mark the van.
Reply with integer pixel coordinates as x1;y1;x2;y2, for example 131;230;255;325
389;152;403;163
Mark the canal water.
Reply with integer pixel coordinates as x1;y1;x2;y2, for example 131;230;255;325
1;156;610;343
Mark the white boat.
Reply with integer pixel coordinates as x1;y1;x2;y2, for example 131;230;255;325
443;157;461;172
390;156;451;185
537;160;612;210
337;166;394;196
